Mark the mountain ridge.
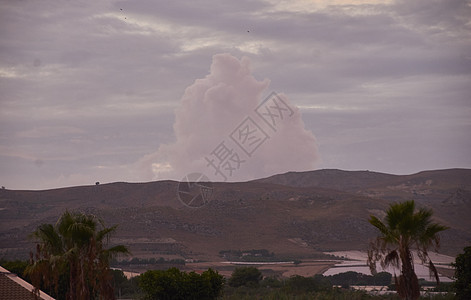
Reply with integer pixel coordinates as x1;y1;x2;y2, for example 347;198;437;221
0;168;469;261
256;168;471;190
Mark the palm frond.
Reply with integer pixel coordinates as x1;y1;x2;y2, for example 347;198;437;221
96;225;118;243
383;250;400;269
428;259;440;284
420;223;448;246
386;200;415;231
102;245;131;260
369;215;389;235
367;247;378;274
108;244;130;254
32;223;63;255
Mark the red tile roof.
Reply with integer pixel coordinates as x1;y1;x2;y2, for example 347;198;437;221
0;266;55;300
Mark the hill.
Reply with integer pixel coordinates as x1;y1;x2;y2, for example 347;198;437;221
0;169;469;262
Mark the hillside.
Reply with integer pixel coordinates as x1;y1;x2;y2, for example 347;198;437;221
259;168;471;237
0;169;469;262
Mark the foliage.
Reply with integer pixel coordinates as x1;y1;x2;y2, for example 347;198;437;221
431;282;454;293
453;246;471;299
222;285;385;300
111;269;127;296
85;268;459;300
139;267;224;300
260;276;283;288
25;210;130;300
109;269;142;298
222;280;457;299
367;200;448;300
283;274;332;294
327;271;392;287
228;266;263;287
0;259;29;280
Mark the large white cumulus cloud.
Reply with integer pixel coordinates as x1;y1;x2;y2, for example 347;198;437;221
141;53;319;181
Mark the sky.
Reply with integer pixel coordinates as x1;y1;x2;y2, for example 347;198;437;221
1;0;470;190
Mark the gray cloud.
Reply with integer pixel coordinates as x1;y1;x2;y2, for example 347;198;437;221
0;0;470;189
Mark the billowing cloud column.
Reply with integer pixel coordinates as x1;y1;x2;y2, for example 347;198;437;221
142;53;319;181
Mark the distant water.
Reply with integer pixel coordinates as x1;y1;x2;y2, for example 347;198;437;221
323;251;454;283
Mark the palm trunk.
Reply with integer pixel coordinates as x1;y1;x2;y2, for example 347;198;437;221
68;260;77;300
398;246;420;300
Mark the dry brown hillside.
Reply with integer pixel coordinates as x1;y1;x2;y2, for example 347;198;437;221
0;169;469;261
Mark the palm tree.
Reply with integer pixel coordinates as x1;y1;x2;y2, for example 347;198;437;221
26;211;130;300
367;200;448;300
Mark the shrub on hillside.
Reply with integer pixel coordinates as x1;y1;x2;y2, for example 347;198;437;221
228;267;263;287
283;274;332;294
139;267;224;300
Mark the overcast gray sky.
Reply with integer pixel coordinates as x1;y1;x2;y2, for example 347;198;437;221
1;0;470;190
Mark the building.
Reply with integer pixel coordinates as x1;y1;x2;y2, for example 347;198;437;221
0;265;55;300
